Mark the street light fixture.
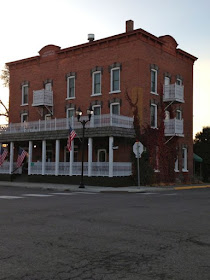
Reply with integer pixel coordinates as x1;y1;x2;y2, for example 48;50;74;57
76;106;93;188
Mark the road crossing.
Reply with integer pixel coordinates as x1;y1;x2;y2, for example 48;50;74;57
0;191;99;200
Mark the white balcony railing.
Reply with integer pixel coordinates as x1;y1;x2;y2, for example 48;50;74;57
164;119;184;136
163;84;184;103
0;114;134;135
32;89;53;106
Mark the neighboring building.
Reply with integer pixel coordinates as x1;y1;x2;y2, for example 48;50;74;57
0;20;197;185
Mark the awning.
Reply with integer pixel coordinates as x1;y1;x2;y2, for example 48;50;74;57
193;153;203;163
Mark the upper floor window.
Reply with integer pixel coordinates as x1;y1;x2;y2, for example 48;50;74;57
110;102;120;115
176;78;182;86
164;76;170;86
21;112;28;123
45;114;51;121
67;108;75;119
150;103;157;128
67;76;75;99
22;85;28;105
176;109;182;120
92;72;101;95
151;69;157;94
111;68;120;93
45;82;52;91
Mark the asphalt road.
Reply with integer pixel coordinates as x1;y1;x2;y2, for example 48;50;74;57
0;186;209;280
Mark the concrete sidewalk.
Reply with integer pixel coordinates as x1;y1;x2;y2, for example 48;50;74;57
0;181;209;193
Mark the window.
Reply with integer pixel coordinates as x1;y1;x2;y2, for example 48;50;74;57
150;104;157;128
175;157;179;172
176;110;182;120
93;105;101;116
21;113;28;123
65;145;78;162
176;79;182;86
22;85;28;105
45;114;51;121
165;110;170;120
97;149;106;162
182;147;188;171
67;108;75;119
151;69;157;94
45;83;52;91
67;76;75;99
92;72;101;95
164;76;170;85
111;68;120;92
111;103;120;115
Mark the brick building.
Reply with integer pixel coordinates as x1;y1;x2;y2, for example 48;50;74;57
0;20;197;185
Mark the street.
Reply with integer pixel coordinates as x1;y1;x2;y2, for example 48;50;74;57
0;186;210;280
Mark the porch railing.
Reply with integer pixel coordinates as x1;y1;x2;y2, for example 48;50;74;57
0;114;134;135
29;162;132;177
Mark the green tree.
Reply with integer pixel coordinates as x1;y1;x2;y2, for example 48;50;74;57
194;127;210;182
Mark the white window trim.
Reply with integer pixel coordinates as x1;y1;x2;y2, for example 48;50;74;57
151;69;158;94
110;102;120;115
45;114;51;121
164;76;170;86
182;147;188;172
110;67;121;94
91;71;102;96
66;76;75;100
21;85;28;105
150;103;157;129
97;149;107;162
66;108;75;118
21;113;28;123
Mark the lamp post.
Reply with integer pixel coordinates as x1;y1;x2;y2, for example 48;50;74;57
76;106;93;188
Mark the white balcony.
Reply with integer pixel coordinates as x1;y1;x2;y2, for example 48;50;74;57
163;84;184;103
0;114;134;135
32;89;53;106
164;119;184;136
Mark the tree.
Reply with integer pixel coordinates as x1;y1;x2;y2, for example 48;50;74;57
0;64;9;118
194;127;210;182
1;64;9;87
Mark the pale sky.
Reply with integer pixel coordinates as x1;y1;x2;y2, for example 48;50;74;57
0;0;209;137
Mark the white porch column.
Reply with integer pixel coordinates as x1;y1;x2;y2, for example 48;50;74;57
69;140;74;176
109;136;114;177
88;137;93;177
55;139;60;176
42;140;46;175
28;141;33;175
9;142;14;174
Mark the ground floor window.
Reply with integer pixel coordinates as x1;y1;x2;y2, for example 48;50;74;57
182;147;188;171
97;149;106;162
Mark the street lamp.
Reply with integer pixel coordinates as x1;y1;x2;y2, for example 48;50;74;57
76;106;93;188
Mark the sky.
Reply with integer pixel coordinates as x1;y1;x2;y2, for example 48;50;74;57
0;0;209;137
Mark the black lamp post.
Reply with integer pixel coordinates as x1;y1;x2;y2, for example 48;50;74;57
76;106;93;188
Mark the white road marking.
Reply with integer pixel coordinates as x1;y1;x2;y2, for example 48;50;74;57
73;192;98;195
162;193;178;196
50;192;76;195
22;194;54;197
0;196;24;199
140;193;159;195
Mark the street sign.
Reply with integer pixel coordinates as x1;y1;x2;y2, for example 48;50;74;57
133;142;143;158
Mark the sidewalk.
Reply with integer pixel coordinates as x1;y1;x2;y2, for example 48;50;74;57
0;180;209;193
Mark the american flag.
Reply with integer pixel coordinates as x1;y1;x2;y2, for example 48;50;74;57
67;126;76;151
17;147;27;168
0;147;8;166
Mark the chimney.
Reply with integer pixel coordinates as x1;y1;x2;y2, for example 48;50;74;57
88;34;95;42
126;20;134;32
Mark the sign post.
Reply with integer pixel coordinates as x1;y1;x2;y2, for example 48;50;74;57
133;142;143;187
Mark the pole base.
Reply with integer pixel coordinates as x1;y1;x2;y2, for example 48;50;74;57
79;184;85;188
